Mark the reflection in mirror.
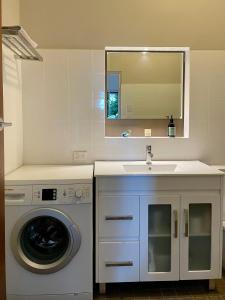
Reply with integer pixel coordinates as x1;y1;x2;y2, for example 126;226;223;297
105;47;190;137
107;52;184;120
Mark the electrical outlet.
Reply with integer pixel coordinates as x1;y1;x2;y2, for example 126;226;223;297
144;129;152;137
73;151;87;162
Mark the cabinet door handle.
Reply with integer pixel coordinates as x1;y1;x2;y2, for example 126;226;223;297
105;215;133;221
184;209;189;237
173;209;178;238
105;261;133;267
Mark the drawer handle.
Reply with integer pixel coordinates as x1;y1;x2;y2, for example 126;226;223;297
105;215;134;221
105;261;133;267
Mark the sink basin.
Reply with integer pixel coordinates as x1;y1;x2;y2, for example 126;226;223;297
123;163;177;173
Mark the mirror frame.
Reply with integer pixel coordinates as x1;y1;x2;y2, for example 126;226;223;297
105;47;190;138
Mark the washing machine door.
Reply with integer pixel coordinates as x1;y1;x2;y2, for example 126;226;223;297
11;208;81;274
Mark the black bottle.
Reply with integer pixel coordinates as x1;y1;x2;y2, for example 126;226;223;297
168;115;176;137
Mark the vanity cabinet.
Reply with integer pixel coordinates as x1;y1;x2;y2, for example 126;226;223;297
140;195;180;281
95;176;223;287
140;193;221;282
180;193;221;280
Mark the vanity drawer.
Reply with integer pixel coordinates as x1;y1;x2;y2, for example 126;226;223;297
98;241;139;282
98;195;139;239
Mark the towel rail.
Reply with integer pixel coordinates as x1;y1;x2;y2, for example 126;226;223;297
2;26;43;61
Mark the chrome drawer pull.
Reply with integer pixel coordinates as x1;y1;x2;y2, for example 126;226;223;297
105;215;133;221
105;261;133;267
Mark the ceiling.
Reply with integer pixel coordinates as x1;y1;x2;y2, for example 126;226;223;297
20;0;225;50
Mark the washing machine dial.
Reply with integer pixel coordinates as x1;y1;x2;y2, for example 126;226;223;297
75;190;83;199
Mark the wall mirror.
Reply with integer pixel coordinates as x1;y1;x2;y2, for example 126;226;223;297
105;47;190;137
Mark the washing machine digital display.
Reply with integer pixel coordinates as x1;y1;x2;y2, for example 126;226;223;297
42;189;57;201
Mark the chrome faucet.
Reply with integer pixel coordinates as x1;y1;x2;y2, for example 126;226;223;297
146;145;153;165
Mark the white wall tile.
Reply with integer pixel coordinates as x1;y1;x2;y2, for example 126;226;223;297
22;49;225;165
68;50;93;121
3;47;23;174
23;50;72;164
92;74;105;121
91;50;105;75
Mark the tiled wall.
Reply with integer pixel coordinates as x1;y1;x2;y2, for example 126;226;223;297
3;47;23;174
2;0;23;174
22;50;225;165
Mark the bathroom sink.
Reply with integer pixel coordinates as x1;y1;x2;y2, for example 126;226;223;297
123;163;177;173
94;161;224;176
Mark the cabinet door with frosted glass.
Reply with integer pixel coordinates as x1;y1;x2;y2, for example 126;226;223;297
140;195;180;281
180;193;221;280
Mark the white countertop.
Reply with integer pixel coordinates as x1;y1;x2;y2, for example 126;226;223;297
210;165;225;171
5;165;94;185
94;161;224;176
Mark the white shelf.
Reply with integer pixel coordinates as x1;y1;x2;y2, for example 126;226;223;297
104;136;188;139
189;233;211;237
149;233;171;238
148;233;211;238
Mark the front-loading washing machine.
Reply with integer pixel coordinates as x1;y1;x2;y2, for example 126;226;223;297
5;165;93;300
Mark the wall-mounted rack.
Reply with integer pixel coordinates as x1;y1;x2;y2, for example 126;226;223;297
2;26;43;61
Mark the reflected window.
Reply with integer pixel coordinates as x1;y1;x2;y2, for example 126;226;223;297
107;92;119;119
106;71;120;119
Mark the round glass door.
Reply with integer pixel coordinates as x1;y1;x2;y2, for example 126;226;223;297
20;216;70;264
11;208;81;274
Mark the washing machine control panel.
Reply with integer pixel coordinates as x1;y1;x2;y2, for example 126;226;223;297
42;188;57;200
32;184;92;204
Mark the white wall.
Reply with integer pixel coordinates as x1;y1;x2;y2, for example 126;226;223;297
120;83;182;119
2;0;23;174
3;47;23;174
22;50;225;165
2;0;20;26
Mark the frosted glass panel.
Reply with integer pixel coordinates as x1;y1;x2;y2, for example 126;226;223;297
148;205;171;272
189;204;211;271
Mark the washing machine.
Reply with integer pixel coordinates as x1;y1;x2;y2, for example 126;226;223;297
5;165;93;300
